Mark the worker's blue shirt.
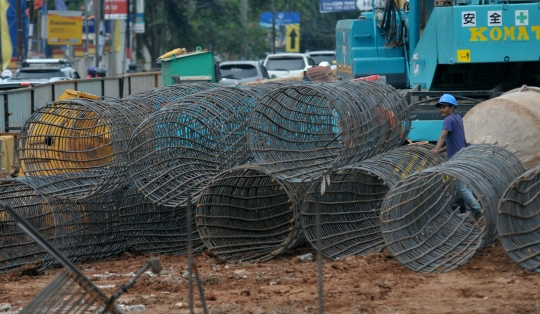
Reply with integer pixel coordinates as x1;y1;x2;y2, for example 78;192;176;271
443;114;466;159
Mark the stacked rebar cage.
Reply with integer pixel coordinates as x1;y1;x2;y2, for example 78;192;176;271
300;144;447;260
498;166;540;272
3;84;219;272
248;81;412;182
0;178;127;273
119;185;204;255
128;86;281;208
380;145;525;273
3;200;161;314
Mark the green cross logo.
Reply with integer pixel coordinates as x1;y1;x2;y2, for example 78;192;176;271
516;11;528;25
517;12;527;23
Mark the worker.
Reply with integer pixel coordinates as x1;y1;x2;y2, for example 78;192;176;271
2;69;12;80
430;94;482;223
96;67;107;77
86;66;97;78
127;62;137;74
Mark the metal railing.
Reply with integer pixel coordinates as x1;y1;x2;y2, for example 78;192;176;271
0;72;162;133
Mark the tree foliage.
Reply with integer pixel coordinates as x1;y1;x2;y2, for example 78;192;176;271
140;0;359;62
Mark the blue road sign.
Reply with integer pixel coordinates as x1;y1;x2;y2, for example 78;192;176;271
260;12;300;26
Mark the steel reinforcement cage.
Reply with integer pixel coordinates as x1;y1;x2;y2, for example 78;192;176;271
380;145;524;273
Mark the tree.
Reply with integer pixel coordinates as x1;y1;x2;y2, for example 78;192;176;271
139;0;358;63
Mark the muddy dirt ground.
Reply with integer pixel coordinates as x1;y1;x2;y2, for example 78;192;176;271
0;240;538;314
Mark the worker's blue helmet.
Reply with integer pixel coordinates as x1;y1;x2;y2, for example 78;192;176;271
435;94;457;107
87;65;97;75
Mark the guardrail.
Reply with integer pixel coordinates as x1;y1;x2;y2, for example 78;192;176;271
0;72;162;133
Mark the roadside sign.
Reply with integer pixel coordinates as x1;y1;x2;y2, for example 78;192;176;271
260;12;301;52
47;11;83;45
319;0;358;13
104;0;128;20
285;24;300;52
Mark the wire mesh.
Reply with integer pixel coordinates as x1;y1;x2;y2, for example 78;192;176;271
125;83;220;112
119;185;204;255
0;178;127;273
17;97;143;199
0;180;51;273
128;86;276;208
301;144;446;260
380;144;525;273
2;201;159;314
498;166;540;272
247;80;412;183
196;163;308;263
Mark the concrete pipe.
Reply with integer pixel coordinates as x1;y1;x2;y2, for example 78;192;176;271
464;85;540;169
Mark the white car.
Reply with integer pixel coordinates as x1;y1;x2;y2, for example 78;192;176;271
263;53;316;79
305;50;337;72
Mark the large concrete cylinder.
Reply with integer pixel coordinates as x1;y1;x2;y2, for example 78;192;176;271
464;86;540;169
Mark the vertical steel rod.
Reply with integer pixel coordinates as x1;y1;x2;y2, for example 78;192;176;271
187;189;194;314
316;193;324;314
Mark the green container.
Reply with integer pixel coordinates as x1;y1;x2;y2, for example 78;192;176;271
161;47;215;86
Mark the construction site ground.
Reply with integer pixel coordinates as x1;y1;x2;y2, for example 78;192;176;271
0;240;538;314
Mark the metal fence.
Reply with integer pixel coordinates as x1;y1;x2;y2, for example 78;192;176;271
0;72;161;132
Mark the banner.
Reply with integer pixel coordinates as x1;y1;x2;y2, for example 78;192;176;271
319;0;359;13
47;11;82;45
104;0;128;20
0;0;11;69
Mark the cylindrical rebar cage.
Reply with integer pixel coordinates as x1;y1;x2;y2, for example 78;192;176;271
0;179;127;272
119;185;204;255
125;83;220;112
380;145;524;273
128;87;261;207
18;98;142;199
498;166;540;272
248;81;411;182
0;180;52;273
301;144;446;260
196;164;307;263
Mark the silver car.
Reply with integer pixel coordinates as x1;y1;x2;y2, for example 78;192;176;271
218;61;270;86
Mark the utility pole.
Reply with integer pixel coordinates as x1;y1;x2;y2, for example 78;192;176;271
271;0;276;54
125;0;130;68
95;0;105;68
84;0;89;56
240;0;247;60
131;0;136;62
16;0;23;62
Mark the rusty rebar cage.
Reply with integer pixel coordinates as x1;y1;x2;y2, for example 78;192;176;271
0;180;52;273
196;164;307;263
119;185;204;255
247;80;412;182
380;145;525;273
498;166;540;272
128;87;267;208
301;144;446;260
18;98;143;199
0;178;127;273
125;83;220;112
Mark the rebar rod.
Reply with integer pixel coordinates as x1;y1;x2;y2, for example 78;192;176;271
380;144;525;273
